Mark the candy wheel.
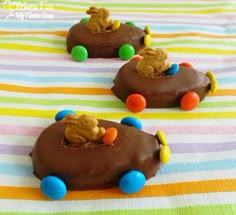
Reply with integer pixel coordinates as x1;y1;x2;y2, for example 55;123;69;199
120;116;142;130
180;92;200;111
119;170;145;194
40;176;67;200
125;94;146;113
71;45;88;62
55;110;76;121
118;44;135;60
80;17;89;23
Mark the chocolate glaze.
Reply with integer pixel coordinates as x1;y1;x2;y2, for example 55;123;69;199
66;23;146;58
31;120;161;190
112;62;211;108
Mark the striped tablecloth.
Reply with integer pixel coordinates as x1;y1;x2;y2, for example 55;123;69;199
0;0;236;214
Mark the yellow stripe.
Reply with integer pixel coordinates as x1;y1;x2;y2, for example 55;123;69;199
0;43;65;53
167;47;236;55
0;108;236;120
0;179;235;200
2;4;236;14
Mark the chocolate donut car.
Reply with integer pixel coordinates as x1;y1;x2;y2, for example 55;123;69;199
66;7;151;62
112;48;218;112
30;110;170;200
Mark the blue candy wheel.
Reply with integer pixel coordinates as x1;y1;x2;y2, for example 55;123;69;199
120;117;142;130
55;110;76;121
119;170;146;194
40;176;67;200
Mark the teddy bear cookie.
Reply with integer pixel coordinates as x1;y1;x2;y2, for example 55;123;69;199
112;47;218;112
66;6;152;62
30;111;170;200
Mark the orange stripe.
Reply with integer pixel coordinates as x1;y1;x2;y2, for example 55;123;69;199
1;31;236;39
152;33;236;39
0;31;67;37
0;83;235;96
208;89;236;96
0;179;235;200
0;84;113;95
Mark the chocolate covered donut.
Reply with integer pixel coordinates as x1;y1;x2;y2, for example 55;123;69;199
66;7;151;61
30;117;169;193
112;48;218;110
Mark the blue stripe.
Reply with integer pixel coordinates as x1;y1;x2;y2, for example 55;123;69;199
0;159;235;177
0;74;112;83
0;74;235;84
0;163;33;177
159;159;236;174
1;21;236;34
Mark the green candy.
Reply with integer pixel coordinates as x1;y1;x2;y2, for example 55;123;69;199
71;45;88;62
80;17;89;23
119;44;135;60
125;21;136;26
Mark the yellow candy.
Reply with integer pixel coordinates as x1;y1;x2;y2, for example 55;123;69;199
160;146;171;164
156;130;167;146
144;25;152;34
206;70;218;93
144;34;152;47
112;20;121;31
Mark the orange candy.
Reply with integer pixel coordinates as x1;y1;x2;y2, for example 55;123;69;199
179;62;193;69
102;127;118;144
180;92;200;111
126;94;147;113
129;55;143;62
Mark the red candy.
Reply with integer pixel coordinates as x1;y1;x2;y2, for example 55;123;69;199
102;127;118;144
126;94;146;113
179;62;193;69
180;92;200;111
129;55;143;62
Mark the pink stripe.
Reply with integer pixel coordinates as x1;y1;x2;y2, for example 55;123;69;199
143;126;236;135
0;124;43;136
0;124;235;137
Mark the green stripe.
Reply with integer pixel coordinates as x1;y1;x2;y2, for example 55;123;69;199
0;36;65;46
0;204;235;215
0;96;125;108
0;96;235;109
3;0;235;9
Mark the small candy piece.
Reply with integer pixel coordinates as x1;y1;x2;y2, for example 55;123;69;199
156;130;167;146
206;70;218;93
102;127;118;144
40;176;67;200
119;170;145;194
165;63;179;76
112;20;121;31
80;17;89;23
180;92;200;111
179;62;193;69
120;116;142;130
71;45;88;62
144;34;152;47
55;110;76;121
160;145;171;164
129;55;143;62
144;25;152;34
119;44;135;60
125;21;136;26
126;94;146;113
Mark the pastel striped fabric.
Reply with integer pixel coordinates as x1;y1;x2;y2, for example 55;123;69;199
0;0;236;214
